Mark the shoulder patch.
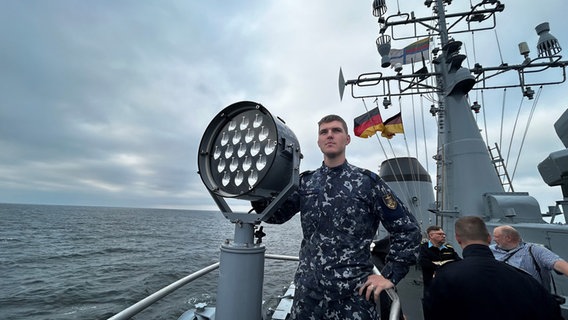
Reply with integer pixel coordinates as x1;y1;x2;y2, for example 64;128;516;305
382;192;398;210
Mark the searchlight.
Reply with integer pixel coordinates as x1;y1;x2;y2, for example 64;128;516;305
196;101;301;320
197;100;301;221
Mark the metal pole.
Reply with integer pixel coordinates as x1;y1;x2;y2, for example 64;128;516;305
373;266;401;320
215;223;265;320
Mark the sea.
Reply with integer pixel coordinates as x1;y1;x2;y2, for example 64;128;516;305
0;203;302;320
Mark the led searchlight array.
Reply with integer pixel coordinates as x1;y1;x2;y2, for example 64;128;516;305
198;101;299;200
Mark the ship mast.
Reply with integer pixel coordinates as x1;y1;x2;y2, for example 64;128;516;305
432;0;504;217
340;0;568;223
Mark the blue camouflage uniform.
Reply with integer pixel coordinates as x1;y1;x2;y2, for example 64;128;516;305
266;161;421;319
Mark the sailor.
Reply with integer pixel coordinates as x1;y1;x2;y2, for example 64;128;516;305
422;216;562;320
253;114;421;319
418;225;461;294
491;225;568;292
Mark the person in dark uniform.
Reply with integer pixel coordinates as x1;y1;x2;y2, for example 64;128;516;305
254;114;421;320
418;225;460;294
422;216;562;320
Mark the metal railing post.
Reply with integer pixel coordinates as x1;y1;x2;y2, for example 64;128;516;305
373;266;401;320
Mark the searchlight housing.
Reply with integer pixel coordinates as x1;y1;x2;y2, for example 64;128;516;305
197;101;301;222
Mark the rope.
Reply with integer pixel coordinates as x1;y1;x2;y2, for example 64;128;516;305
504;93;526;170
510;86;543;183
481;90;489;145
412;93;418;158
499;88;507;154
470;31;480;107
362;98;389;160
399;96;421;202
361;97;423;211
494;29;505;65
420;95;430;173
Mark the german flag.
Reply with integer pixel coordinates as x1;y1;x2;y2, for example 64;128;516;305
381;112;404;139
354;107;384;138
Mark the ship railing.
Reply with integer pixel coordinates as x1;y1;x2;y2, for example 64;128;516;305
108;255;401;320
373;266;401;320
108;255;298;320
108;262;221;320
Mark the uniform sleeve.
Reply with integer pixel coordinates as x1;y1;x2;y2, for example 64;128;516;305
375;179;421;284
264;190;300;224
263;171;310;224
533;245;562;271
419;242;436;271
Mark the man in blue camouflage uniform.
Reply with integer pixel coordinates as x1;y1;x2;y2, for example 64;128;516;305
257;114;421;319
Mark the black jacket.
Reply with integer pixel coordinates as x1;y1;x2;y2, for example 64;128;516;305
423;244;562;320
418;241;460;291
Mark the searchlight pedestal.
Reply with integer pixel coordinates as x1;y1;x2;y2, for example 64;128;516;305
197;101;301;320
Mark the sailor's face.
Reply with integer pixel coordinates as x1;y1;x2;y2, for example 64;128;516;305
428;230;446;246
317;120;350;157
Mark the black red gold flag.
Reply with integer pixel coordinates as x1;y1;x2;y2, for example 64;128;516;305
354;107;384;138
381;112;404;139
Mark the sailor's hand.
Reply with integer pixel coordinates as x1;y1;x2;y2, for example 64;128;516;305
358;274;394;301
250;199;270;213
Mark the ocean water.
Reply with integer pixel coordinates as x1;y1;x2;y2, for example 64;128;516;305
0;203;302;320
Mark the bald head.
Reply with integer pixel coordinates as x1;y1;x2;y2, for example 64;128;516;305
493;225;521;250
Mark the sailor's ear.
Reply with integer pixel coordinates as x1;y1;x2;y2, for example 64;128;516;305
455;234;463;246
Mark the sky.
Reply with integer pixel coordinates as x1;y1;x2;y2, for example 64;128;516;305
1;1;568;212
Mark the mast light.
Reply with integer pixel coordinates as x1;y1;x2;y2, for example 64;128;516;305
376;34;392;68
536;22;562;58
372;0;387;18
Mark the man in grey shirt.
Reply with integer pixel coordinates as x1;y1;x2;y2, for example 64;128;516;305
491;225;568;291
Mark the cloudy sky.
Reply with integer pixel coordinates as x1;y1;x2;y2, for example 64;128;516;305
1;1;567;212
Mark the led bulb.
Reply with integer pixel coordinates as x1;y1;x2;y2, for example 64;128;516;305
265;139;276;155
245;128;255;143
259;126;269;141
234;171;244;186
237;143;247;157
240;115;250;130
253;113;263;128
256;154;266;171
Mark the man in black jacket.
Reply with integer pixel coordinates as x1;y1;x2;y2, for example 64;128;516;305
422;216;562;320
418;225;460;294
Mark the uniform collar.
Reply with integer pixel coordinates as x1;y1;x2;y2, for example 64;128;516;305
494;241;525;252
428;240;447;249
321;160;348;171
